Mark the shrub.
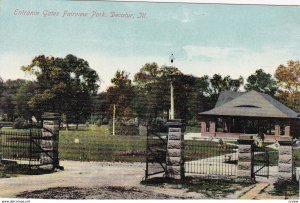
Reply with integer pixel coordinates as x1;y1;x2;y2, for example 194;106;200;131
109;124;139;136
186;119;198;127
13;117;30;129
148;120;168;133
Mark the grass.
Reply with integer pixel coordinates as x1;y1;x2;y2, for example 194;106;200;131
293;148;300;167
1;126;239;164
253;145;278;166
59;125;146;162
271;181;299;197
185;126;200;133
0;128;30;133
2;125;300;168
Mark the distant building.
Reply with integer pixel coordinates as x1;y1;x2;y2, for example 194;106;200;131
199;90;300;141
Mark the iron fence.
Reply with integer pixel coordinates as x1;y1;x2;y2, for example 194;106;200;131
145;128;167;180
0;128;46;167
252;145;277;179
184;140;238;177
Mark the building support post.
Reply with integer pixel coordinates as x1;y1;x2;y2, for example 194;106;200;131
275;120;280;140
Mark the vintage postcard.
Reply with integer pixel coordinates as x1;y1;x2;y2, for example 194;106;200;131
0;0;300;201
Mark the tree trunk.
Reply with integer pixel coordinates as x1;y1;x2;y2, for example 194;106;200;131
76;123;79;130
66;122;69;131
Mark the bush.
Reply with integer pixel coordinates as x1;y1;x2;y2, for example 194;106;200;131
13;117;30;129
96;118;109;126
109;124;139;136
148;120;168;133
186;119;198;127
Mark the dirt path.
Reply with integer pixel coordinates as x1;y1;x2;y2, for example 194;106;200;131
0;161;205;199
0;161;146;198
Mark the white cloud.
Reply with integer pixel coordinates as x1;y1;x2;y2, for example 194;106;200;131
0;53;35;81
172;11;192;23
183;45;247;60
180;45;296;80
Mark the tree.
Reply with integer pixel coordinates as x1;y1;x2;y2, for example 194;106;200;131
245;69;278;96
0;76;3;98
210;74;244;94
133;63;182;122
0;77;4;118
172;74;200;121
0;79;27;121
22;54;100;129
202;74;244;110
15;81;38;121
90;92;110;125
275;60;300;112
106;70;135;120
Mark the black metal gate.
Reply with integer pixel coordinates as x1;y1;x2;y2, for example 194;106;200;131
145;127;167;180
0;126;58;170
252;145;271;179
184;140;238;178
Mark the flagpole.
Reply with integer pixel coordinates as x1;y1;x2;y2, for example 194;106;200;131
170;82;175;120
169;54;175;120
112;104;116;136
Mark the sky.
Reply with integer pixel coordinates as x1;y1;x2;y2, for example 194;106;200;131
1;0;300;91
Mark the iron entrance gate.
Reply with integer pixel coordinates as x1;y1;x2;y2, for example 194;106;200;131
145;127;167;179
184;140;238;178
252;145;273;179
0;126;59;169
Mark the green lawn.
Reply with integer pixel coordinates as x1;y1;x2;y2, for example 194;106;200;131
293;148;300;167
2;126;300;166
185;126;200;133
59;125;146;162
60;128;239;163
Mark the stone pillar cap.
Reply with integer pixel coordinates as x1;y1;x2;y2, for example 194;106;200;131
42;112;60;120
278;136;292;145
238;134;253;140
237;134;254;144
167;119;184;127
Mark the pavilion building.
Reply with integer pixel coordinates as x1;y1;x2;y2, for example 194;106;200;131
199;90;300;141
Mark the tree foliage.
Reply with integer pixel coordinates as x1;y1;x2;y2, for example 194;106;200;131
245;69;278;96
5;56;300;129
107;70;135;119
0;79;27;121
15;81;39;121
133;63;182;121
0;77;4;97
21;54;100;127
201;74;244;110
275;60;300;112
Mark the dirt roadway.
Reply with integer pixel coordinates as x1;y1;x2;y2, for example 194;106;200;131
2;161;295;199
0;161;206;199
0;161;146;198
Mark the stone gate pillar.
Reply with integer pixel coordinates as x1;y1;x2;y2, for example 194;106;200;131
277;136;294;183
237;135;254;181
166;119;184;180
41;112;62;170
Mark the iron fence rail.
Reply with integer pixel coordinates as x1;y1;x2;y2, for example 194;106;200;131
145;129;167;180
0;128;56;168
252;146;277;179
184;141;238;177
